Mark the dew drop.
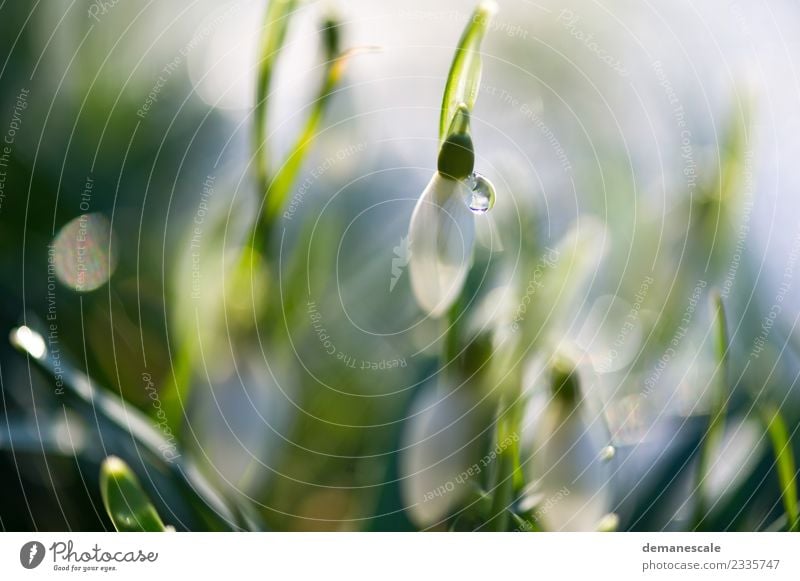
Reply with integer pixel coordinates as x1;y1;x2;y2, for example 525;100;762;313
599;445;616;462
464;172;496;214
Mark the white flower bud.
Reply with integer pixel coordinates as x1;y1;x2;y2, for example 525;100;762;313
408;173;475;318
400;382;483;526
527;358;611;531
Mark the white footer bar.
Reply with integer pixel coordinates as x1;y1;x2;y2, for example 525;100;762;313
1;532;797;580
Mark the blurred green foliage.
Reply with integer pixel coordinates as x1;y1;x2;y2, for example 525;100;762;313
0;0;798;533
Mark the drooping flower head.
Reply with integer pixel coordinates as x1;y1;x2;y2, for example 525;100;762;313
408;106;496;318
527;355;613;531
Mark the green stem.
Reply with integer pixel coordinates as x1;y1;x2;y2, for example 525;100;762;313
254;0;298;198
163;341;193;436
693;291;729;529
439;1;497;141
263;47;365;232
487;392;522;531
761;404;799;532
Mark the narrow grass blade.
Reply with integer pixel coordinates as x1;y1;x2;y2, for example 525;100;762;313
438;1;497;142
708;291;730;453
694;290;730;528
487;397;522;531
253;0;299;195
0;413;87;456
11;326;178;461
264;45;375;223
761;404;798;532
487;436;514;530
10;325;238;531
101;456;168;532
162;341;192;437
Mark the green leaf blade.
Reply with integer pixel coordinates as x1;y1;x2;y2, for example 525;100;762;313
762;406;799;532
100;456;168;532
439;1;497;141
693;290;730;529
10;325;238;531
265;46;372;221
707;291;730;456
254;0;300;196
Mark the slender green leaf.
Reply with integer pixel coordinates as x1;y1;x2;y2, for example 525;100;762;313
100;456;168;532
264;45;374;223
707;290;730;461
0;413;87;456
439;1;497;141
255;6;376;233
761;405;799;532
694;290;730;528
253;0;299;196
162;342;192;436
487;396;523;531
9;325;238;531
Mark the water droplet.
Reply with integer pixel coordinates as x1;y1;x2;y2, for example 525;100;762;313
51;213;117;292
600;445;616;462
464;172;496;214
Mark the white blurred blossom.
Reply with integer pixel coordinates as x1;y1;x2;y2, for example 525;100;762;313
408;173;475;318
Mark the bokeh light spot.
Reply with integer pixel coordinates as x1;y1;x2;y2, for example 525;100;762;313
51;213;117;292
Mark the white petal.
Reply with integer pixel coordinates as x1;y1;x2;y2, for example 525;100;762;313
703;418;764;506
400;383;482;527
475;211;504;252
528;402;610;531
408;173;475;318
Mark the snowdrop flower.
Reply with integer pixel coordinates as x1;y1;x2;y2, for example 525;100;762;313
527;355;612;531
400;380;486;527
408;106;479;318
